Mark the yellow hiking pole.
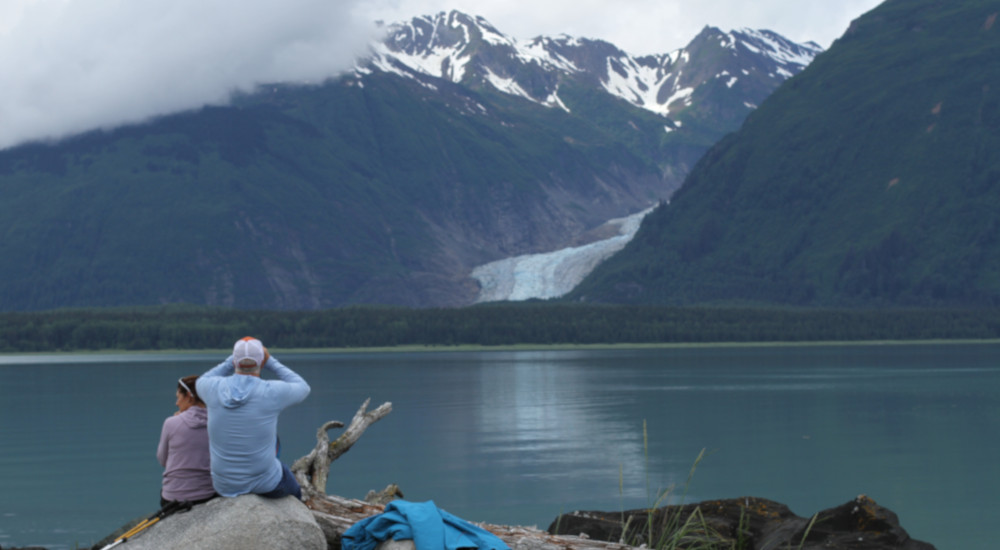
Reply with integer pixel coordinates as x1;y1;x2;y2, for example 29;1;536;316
100;500;192;549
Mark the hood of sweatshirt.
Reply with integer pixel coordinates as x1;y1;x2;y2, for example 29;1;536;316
219;375;259;409
180;404;208;429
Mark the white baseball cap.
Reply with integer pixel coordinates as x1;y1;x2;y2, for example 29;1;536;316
233;337;265;372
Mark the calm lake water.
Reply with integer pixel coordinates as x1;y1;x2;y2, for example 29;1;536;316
1;344;998;549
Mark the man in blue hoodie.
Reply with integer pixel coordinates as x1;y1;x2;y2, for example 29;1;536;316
196;337;311;499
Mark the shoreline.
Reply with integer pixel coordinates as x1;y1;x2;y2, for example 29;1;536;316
2;337;999;358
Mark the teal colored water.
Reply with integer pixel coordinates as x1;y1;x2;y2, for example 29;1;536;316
1;344;997;549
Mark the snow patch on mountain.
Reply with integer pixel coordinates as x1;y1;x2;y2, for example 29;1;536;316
485;70;534;102
520;37;580;72
736;28;821;65
666;86;695;109
472;206;656;302
602;57;667;111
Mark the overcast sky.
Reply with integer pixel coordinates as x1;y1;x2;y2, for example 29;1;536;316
0;0;883;151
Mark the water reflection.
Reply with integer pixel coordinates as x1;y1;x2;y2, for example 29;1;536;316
476;354;649;490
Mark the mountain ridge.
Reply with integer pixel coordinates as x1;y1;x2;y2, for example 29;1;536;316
364;11;822;144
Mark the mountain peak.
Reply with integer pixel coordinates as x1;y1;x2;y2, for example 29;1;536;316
382;11;513;55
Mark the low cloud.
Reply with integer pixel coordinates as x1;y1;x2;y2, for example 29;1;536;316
0;0;378;150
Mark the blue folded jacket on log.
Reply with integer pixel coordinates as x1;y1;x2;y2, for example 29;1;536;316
342;500;511;550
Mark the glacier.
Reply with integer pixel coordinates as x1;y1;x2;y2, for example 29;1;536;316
472;206;656;302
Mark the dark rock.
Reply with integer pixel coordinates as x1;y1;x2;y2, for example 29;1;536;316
793;495;936;550
548;495;935;550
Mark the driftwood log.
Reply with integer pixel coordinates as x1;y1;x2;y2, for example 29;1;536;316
291;398;626;550
291;398;394;500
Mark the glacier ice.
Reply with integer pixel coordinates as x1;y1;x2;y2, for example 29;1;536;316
471;206;655;302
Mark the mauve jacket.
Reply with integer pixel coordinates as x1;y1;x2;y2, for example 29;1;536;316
156;405;215;502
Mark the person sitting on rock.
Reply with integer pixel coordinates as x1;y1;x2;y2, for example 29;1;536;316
157;374;217;507
196;337;310;500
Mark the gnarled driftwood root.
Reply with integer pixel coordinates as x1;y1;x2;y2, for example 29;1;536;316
291;398;393;500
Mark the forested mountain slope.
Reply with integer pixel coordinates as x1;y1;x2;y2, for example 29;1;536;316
572;0;1000;307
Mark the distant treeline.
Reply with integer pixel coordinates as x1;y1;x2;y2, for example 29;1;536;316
1;303;999;352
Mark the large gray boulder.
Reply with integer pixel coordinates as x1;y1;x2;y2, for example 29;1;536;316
103;495;326;550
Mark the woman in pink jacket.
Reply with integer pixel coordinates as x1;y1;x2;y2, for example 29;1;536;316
156;375;217;506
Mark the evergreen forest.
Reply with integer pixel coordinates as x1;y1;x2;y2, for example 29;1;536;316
2;304;999;352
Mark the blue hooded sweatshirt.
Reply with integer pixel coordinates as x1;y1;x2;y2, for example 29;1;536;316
196;355;310;497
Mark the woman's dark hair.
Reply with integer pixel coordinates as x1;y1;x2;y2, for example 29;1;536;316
177;375;204;406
